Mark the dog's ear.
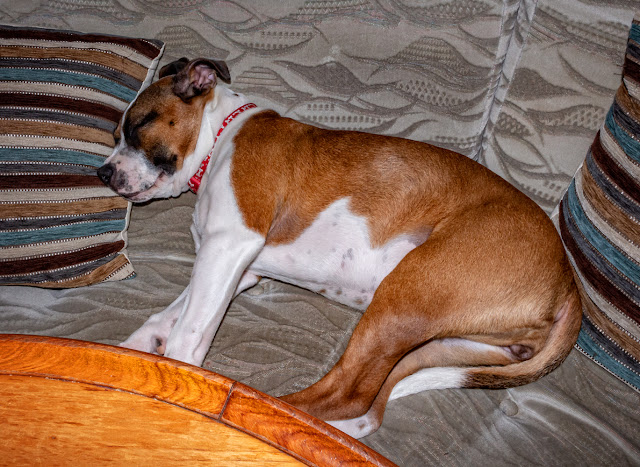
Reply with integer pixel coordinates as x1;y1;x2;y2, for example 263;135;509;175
172;58;231;102
159;57;189;78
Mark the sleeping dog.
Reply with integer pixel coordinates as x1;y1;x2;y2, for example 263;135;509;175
97;58;581;438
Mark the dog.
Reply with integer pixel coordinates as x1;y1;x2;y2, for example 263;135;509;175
97;58;582;439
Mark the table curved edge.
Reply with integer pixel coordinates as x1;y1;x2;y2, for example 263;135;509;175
0;334;395;467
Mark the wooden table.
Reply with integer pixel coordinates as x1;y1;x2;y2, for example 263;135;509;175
0;334;395;466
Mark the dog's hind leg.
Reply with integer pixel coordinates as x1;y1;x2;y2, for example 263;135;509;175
278;235;472;421
280;204;578;433
328;286;580;439
326;338;517;438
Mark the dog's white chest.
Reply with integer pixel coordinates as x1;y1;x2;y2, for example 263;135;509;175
249;198;421;310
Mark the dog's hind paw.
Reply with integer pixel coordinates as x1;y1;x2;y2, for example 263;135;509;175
328;411;379;439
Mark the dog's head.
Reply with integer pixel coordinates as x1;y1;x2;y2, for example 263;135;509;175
97;58;231;202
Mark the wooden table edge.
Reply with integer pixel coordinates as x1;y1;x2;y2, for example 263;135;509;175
0;334;396;467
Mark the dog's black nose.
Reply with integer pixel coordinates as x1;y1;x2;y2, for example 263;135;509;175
97;164;114;185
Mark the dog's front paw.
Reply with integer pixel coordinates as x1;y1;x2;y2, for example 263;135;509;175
119;307;181;356
119;333;166;355
119;320;171;356
162;335;208;367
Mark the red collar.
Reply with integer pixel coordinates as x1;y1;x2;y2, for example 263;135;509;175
188;103;257;193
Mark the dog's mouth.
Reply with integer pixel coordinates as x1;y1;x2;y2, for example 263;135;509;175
120;173;168;202
121;189;147;202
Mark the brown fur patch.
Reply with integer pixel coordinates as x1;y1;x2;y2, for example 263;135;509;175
118;77;213;171
231;111;550;247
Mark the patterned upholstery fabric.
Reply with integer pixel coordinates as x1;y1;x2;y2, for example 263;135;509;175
1;1;632;215
0;26;164;287
559;19;640;391
483;1;635;213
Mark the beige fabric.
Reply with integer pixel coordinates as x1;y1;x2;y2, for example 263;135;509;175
2;1;640;465
3;1;634;212
482;0;637;211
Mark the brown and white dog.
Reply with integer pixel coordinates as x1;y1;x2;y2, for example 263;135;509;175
98;58;582;438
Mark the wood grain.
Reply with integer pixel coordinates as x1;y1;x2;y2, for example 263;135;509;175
0;335;396;466
2;375;302;465
0;334;232;418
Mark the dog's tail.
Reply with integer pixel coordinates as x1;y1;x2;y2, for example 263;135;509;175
462;287;582;389
329;287;582;439
393;286;582;395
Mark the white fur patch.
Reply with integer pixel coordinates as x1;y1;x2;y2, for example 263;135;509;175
330;370;464;438
388;367;466;401
162;155;265;365
328;411;378;439
249;198;423;310
103;145;163;199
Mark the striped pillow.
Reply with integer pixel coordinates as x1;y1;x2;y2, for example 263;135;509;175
559;20;640;391
0;26;164;287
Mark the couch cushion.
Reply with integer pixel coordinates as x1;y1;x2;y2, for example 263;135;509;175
0;26;163;287
558;19;640;391
482;2;635;214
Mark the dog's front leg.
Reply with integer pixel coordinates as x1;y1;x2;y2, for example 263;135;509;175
121;252;258;359
120;285;190;354
162;228;265;366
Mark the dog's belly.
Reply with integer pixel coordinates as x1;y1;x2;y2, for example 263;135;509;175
249;198;423;310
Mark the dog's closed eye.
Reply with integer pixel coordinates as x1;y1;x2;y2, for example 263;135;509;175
124;111;159;147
